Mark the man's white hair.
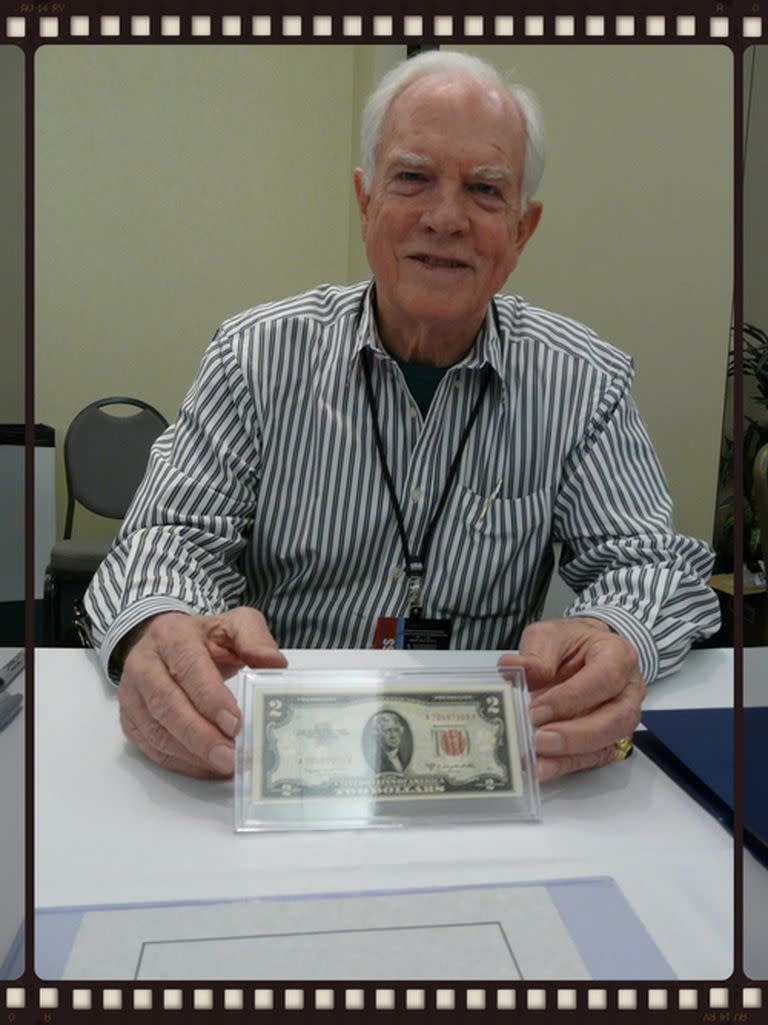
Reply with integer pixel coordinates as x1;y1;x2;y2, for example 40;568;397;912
359;50;546;209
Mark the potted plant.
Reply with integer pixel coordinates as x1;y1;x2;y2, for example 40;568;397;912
716;323;768;571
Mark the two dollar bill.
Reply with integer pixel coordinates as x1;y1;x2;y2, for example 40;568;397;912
235;669;540;830
255;686;522;801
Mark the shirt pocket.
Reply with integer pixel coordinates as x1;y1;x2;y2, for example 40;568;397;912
429;482;555;620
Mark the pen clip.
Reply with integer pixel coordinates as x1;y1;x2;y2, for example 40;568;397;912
476;478;504;524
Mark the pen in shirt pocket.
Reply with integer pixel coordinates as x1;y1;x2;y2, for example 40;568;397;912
476;478;504;524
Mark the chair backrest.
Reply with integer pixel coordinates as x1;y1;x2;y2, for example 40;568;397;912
754;442;768;574
63;397;168;537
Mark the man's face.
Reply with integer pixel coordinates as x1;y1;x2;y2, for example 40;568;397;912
354;73;542;360
379;715;403;752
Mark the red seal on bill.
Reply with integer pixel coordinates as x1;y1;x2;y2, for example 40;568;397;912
439;729;468;756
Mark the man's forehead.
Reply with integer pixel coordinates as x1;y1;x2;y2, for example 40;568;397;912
377;73;524;171
389;72;522;129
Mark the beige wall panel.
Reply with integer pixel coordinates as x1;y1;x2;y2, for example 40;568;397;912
745;48;768;332
36;45;357;540
744;47;768;426
347;45;405;283
0;46;24;423
456;45;732;542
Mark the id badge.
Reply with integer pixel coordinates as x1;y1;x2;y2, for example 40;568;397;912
373;616;452;649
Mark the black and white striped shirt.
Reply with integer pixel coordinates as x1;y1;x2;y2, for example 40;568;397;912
85;281;720;683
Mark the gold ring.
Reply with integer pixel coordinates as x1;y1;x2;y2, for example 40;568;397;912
612;736;634;762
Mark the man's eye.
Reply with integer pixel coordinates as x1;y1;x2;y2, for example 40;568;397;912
471;182;501;197
397;171;426;182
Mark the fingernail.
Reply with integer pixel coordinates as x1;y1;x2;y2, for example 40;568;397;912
209;744;234;774
216;710;240;737
529;705;553;728
535;730;564;755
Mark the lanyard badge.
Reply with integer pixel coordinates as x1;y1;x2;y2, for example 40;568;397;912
373;614;452;649
373;564;452;650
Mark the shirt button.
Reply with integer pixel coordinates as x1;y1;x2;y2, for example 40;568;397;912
411;487;424;503
409;407;419;419
391;567;404;580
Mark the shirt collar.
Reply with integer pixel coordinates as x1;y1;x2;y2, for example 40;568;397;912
349;280;508;395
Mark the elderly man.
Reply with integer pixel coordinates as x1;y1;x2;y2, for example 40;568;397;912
84;51;719;784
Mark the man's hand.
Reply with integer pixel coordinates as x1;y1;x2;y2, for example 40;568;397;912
117;608;287;779
498;617;646;783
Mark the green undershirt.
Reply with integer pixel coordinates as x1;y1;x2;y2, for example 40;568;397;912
394;357;449;419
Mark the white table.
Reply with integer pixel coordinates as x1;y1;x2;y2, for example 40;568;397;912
34;647;739;981
0;647;25;979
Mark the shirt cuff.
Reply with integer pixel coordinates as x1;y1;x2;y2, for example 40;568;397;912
564;604;659;683
100;596;197;684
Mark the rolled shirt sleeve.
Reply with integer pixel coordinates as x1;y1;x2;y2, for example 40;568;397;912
553;359;719;682
84;328;261;679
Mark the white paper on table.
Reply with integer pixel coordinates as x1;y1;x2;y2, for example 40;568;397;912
40;876;675;981
56;885;589;981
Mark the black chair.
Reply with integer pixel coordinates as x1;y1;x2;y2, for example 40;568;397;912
43;397;168;645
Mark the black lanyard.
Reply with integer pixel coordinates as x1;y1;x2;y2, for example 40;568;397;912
360;347;493;616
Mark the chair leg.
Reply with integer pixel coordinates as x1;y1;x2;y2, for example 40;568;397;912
44;571;63;647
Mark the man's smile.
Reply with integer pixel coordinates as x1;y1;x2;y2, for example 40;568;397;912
408;253;472;269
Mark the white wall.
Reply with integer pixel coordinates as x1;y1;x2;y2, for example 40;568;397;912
36;45;364;541
456;45;732;544
744;46;768;428
0;46;24;425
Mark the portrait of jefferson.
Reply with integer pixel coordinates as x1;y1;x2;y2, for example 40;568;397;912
363;711;414;774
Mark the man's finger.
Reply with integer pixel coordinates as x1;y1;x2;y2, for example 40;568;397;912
537;745;617;783
498;651;559;691
126;644;237;771
526;638;641;725
119;684;213;770
115;607;291;780
206;607;288;670
498;617;618;693
118;697;229;779
533;681;643;759
146;618;244;739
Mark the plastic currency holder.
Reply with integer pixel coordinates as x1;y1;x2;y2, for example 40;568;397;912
234;667;541;832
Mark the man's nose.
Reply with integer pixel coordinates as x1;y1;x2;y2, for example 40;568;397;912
420;185;469;235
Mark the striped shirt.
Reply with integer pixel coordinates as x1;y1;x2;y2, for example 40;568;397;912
85;281;720;683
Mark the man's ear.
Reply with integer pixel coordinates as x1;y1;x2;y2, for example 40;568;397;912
353;168;370;239
515;200;543;254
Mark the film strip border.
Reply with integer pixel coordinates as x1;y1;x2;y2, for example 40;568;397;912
0;12;766;42
1;983;766;1015
3;2;759;1021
